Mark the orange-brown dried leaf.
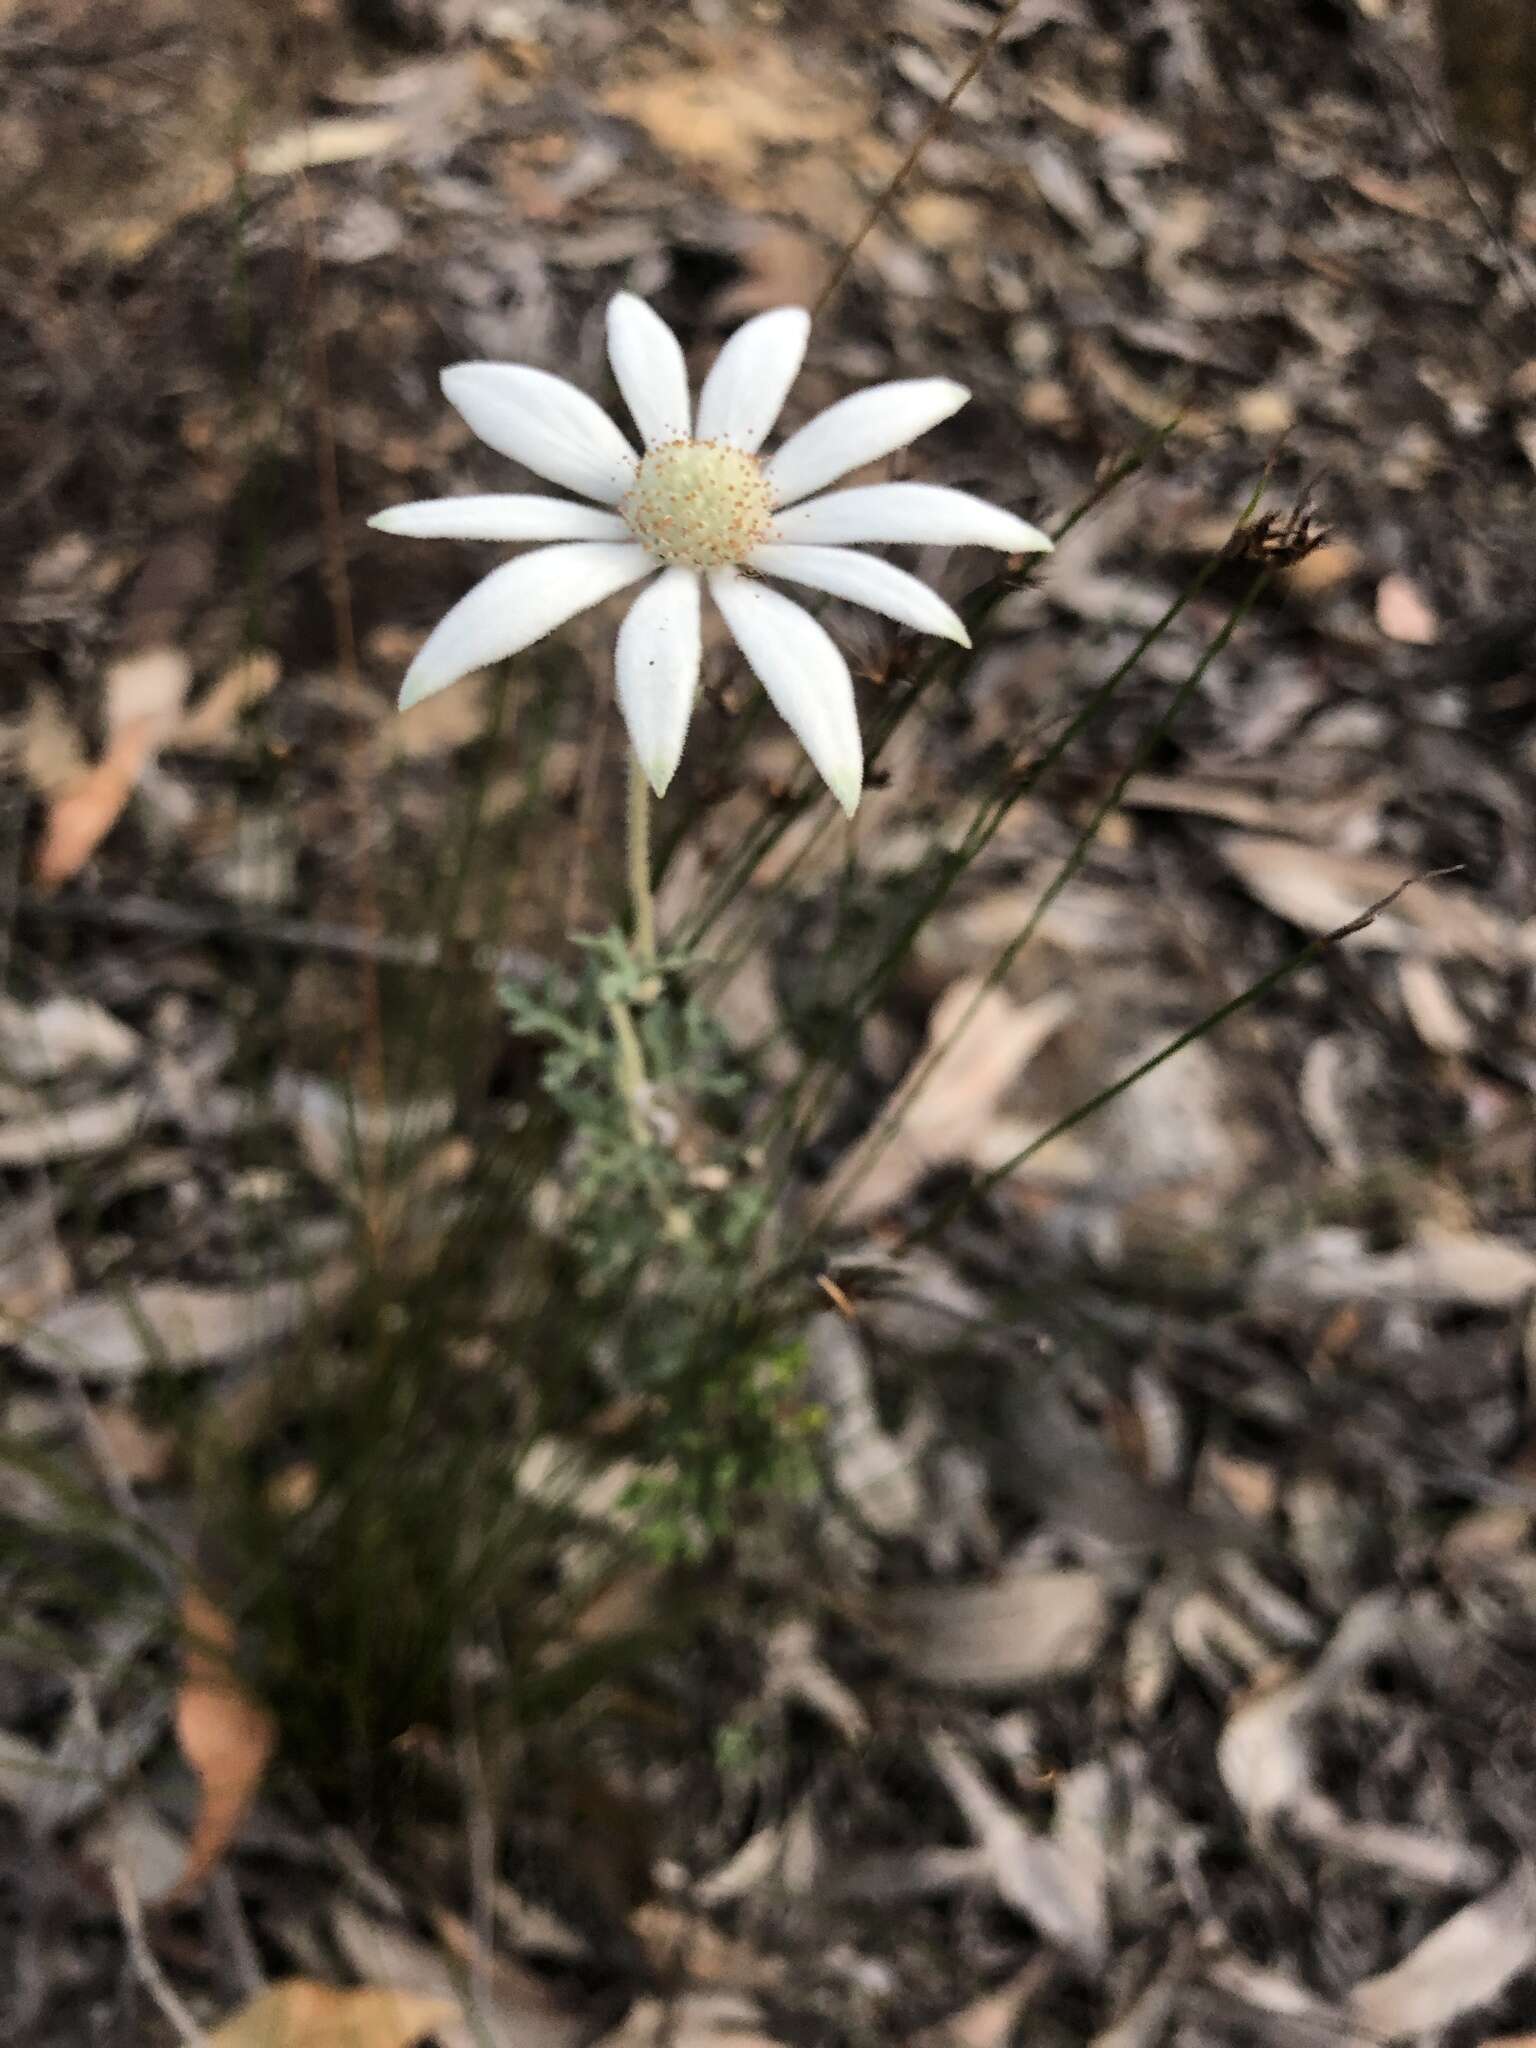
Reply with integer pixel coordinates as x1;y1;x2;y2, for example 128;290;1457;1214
34;718;161;888
171;1588;276;1900
209;1980;455;2048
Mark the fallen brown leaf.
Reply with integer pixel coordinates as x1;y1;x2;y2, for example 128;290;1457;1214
0;1186;72;1318
1375;570;1440;645
1252;1225;1536;1308
880;1566;1111;1689
715;225;833;320
35;645;191;886
0;1086;148;1167
0;994;141;1081
1348;1865;1536;2037
209;1981;455;2048
171;1589;276;1899
174;650;281;750
834;980;1078;1224
1217;834;1514;961
604;31;867;191
35;718;161;887
333;1899;587;2048
16;1262;354;1379
247;115;408;177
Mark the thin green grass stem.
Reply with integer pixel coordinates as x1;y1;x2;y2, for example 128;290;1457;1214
797;565;1272;1244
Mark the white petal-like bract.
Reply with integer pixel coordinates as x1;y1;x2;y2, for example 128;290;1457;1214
764;378;968;507
441;363;639;505
606;295;692;450
772;482;1052;553
694;307;811;452
400;542;654;709
709;569;863;816
615;568;702;797
751;543;970;646
369;495;630;542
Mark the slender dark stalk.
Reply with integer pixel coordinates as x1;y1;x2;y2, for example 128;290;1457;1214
901;870;1462;1252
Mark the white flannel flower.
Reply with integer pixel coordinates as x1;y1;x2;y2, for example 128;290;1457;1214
370;294;1051;815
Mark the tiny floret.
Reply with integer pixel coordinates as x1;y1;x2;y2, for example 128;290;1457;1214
370;292;1052;814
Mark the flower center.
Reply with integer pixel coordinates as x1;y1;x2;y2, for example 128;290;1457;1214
622;439;774;570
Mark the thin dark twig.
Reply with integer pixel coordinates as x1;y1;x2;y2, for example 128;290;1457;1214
14;885;546;985
813;0;1027;317
295;169;387;1118
900;867;1465;1253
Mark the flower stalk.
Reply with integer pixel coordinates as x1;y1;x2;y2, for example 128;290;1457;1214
626;750;657;972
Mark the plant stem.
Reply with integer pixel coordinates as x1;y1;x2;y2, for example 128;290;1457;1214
627;752;657;970
606;998;651;1148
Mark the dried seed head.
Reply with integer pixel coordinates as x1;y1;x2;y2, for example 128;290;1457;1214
622;439;775;570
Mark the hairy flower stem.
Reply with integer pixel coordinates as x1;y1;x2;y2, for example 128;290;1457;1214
627;752;657;971
607;754;659;1148
606;995;651;1148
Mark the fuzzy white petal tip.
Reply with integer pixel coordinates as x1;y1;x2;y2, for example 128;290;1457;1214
399;662;453;713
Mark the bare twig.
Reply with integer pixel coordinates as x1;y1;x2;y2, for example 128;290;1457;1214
901;867;1465;1252
814;0;1028;316
296;168;387;1129
110;1857;208;2046
13;885;546;985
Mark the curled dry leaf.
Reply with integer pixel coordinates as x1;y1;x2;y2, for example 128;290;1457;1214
927;1733;1108;1967
0;994;140;1081
35;721;162;887
0;1185;72;1318
1347;1864;1536;2038
1396;956;1475;1054
806;1313;926;1537
15;1261;354;1379
836;981;1077;1224
1374;570;1440;644
209;1981;455;2048
247;115;409;177
1217;834;1514;960
1120;771;1375;842
880;1565;1111;1689
35;646;191;887
598;1993;788;2048
171;1590;276;1900
173;650;281;750
763;1619;869;1743
1252;1225;1536;1309
333;1901;586;2048
1218;1594;1492;1889
0;1086;147;1167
